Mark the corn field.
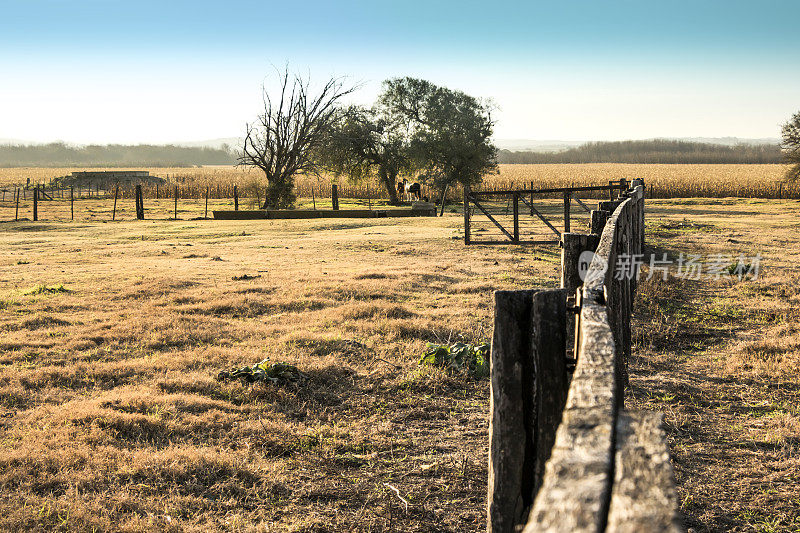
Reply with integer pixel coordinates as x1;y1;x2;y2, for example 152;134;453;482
0;163;796;200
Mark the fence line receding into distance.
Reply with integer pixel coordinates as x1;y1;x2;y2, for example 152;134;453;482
486;180;685;532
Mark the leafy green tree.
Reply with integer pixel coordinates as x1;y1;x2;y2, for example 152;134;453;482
380;77;498;212
782;111;800;181
318;105;410;205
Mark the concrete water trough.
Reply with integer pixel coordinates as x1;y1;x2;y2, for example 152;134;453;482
214;203;437;220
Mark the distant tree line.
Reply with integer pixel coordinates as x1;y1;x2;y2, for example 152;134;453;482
0;142;236;167
498;139;783;164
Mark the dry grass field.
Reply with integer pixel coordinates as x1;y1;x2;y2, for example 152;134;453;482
1;196;799;531
0;214;556;532
1;163;795;200
632;198;800;532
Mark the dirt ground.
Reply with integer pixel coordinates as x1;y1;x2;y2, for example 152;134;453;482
0;198;798;531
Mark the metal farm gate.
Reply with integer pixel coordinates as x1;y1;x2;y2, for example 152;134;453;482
463;180;629;245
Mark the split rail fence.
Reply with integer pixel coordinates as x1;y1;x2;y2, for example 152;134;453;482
487;180;684;532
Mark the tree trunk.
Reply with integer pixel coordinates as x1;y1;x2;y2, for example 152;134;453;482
260;171;296;209
380;165;400;205
438;183;449;216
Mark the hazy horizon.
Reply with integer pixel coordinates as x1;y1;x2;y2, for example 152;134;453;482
0;136;783;153
1;0;798;145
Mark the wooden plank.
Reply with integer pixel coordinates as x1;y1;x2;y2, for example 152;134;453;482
523;299;619;533
472;198;515;241
607;411;684;533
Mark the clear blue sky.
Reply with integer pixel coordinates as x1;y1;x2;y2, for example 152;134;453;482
1;0;798;144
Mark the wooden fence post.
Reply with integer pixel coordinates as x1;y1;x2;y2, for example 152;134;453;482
205;186;209;218
590;209;610;235
513;191;520;243
15;188;19;221
563;191;571;233
112;183;119;221
531;289;568;495
234;185;239;211
488;290;535;533
174;185;178;219
463;187;471;245
561;232;600;355
135;185;144;220
332;183;339;210
70;187;74;221
488;289;569;533
33;187;38;221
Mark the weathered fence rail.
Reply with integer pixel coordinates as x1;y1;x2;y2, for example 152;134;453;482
487;181;684;532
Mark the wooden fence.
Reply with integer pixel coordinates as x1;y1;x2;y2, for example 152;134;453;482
487;180;684;532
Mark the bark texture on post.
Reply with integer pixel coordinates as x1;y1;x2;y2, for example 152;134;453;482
531;289;568;496
331;184;339;210
135;185;144;220
590;209;610;235
463;187;471;245
607;411;684;533
112;184;119;221
524;296;618;533
488;290;536;533
560;233;601;292
561;233;600;353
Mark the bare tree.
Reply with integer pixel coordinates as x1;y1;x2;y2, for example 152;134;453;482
239;69;356;208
